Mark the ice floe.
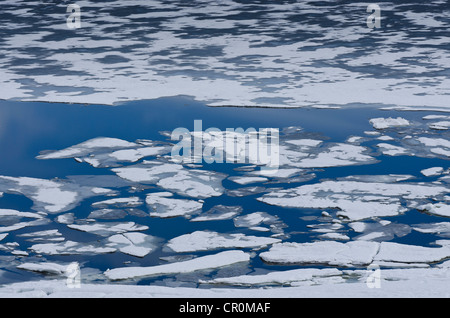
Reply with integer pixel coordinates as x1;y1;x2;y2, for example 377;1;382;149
413;222;450;238
106;232;161;258
38;138;171;168
30;241;116;256
369;117;410;130
191;205;242;222
165;231;281;253
261;240;450;267
17;230;64;243
417;203;450;218
228;176;268;185
113;161;226;199
146;192;202;218
258;180;448;221
17;262;68;275
91;197;143;208
373;241;450;264
0;176;115;214
104;250;250;281
67;222;149;237
260;241;380;267
201;268;342;287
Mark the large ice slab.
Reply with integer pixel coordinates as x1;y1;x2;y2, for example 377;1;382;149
38;138;171;168
369;117;410;130
259;241;379;267
146;192;202;218
104;250;250;280
30;241;116;255
106;232;161;258
258;180;448;221
201;268;342;286
67;222;149;237
0;176;115;214
113;161;226;199
165;230;281;253
37;137;137;160
374;241;450;264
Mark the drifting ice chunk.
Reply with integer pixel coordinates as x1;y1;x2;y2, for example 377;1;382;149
228;176;268;185
30;241;116;255
146;192;202;218
165;230;281;253
37;137;138;160
92;197;143;208
0;176;115;214
201;268;342;286
17;229;64;242
413;222;450;238
417;203;450;217
258;180;448;221
259;241;380;267
420;167;444;177
374;241;450;264
104;250;250;280
67;222;149;237
113;162;226;199
107;232;160;257
17;262;68;275
429;121;450;130
376;143;410;156
369;117;410;130
191;205;242;222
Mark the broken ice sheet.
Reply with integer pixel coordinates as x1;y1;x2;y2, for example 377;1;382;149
369;117;410;130
413;222;450;238
165;230;281;253
0;209;49;233
146;192;202;218
104;250;251;281
67;221;149;237
233;212;286;234
37;137;138;160
112;161;226;199
190;205;242;222
258;180;448;221
201;268;343;287
376;143;411;156
260;240;450;267
17;230;65;243
37;137;171;168
106;232;161;258
417;203;450;217
17;262;69;275
29;241;117;255
0;176;115;214
228;176;268;185
348;220;411;242
373;241;450;264
91;196;143;208
420;167;445;177
259;241;380;267
225;186;268;197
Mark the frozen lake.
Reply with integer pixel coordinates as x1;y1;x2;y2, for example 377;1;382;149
0;98;448;295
